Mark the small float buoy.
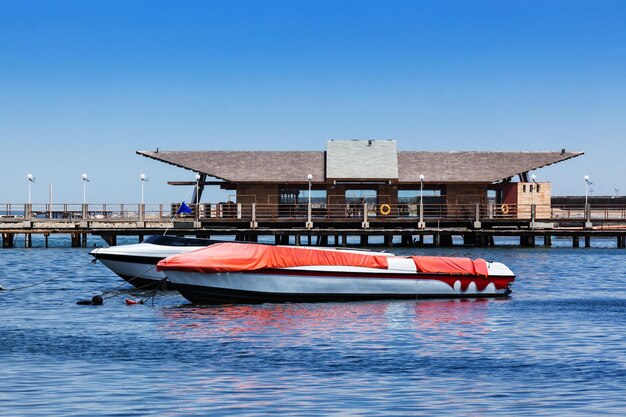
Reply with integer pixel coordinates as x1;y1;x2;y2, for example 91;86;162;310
125;299;137;305
76;295;104;306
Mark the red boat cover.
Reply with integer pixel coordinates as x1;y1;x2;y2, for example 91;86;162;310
411;256;488;277
157;242;390;273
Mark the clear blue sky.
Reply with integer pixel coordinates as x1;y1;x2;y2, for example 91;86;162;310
1;0;625;204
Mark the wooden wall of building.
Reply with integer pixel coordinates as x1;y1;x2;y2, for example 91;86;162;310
445;184;487;217
491;182;552;218
231;181;552;220
517;182;552;218
236;184;280;204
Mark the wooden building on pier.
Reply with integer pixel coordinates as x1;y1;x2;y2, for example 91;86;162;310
138;140;582;218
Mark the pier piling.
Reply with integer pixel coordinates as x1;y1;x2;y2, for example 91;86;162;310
544;235;552;247
463;234;476;246
440;235;453;247
2;233;14;248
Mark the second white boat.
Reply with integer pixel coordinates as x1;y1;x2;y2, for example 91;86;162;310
90;235;216;289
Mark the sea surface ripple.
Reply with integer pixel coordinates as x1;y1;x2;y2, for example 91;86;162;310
1;236;626;415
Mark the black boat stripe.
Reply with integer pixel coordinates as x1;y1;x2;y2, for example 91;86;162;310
92;253;165;265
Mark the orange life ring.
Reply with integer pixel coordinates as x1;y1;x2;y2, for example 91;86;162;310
379;204;391;215
501;204;509;215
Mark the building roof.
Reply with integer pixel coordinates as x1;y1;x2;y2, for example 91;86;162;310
137;148;583;184
326;140;398;179
137;150;325;183
398;151;583;183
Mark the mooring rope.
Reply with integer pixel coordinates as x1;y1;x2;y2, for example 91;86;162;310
92;277;168;307
0;259;97;293
89;263;170;306
0;255;170;306
101;277;164;300
99;264;158;298
141;278;168;306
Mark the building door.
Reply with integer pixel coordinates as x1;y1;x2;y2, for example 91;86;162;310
345;189;377;217
279;190;300;217
279;190;300;205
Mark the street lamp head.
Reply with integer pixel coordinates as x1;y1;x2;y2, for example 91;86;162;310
81;173;89;182
584;175;589;181
195;173;201;180
27;173;35;182
140;173;146;181
531;174;536;182
419;174;425;181
307;174;313;181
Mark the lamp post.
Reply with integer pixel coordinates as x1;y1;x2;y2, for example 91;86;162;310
418;174;425;229
530;174;537;227
26;173;35;220
81;173;89;220
195;173;201;205
307;174;313;207
81;173;89;204
140;174;147;220
195;174;201;222
584;175;593;229
27;173;35;204
140;174;147;205
584;175;591;206
306;174;313;229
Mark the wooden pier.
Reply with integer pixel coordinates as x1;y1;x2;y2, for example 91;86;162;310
2;201;626;248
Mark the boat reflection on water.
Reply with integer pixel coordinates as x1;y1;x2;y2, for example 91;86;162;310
159;303;385;339
413;299;490;329
158;298;504;341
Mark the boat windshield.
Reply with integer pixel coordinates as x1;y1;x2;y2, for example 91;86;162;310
142;235;218;247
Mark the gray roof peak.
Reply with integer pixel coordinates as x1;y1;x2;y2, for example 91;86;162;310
326;140;399;180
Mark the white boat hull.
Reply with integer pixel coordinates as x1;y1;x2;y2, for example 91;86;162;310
91;242;205;289
165;267;513;304
95;256;169;288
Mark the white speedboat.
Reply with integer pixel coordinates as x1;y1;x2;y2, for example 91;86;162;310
90;235;218;289
157;242;515;304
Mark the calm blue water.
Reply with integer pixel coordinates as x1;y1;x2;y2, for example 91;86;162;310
1;236;626;416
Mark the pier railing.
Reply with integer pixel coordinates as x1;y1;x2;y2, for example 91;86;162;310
3;202;626;227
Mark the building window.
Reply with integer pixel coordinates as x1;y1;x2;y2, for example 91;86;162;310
345;190;377;205
398;189;443;203
279;189;327;205
279;190;299;205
